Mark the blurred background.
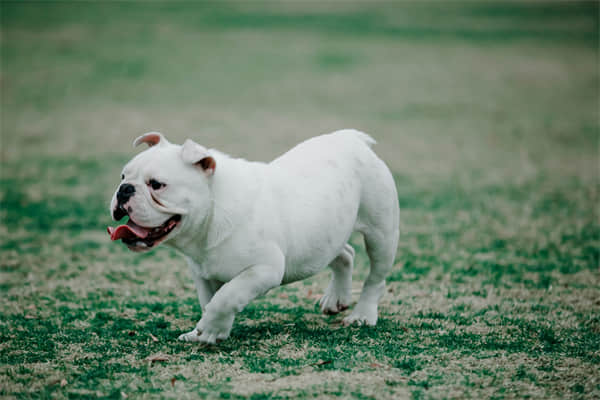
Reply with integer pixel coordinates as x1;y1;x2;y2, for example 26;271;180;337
2;1;597;181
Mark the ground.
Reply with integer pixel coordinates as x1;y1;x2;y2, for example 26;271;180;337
1;1;599;399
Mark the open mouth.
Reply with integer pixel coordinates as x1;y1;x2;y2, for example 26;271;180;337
107;214;181;251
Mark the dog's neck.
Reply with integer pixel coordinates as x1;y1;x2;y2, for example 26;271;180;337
168;152;266;258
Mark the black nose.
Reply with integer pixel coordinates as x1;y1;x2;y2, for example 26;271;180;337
113;205;127;221
117;183;135;204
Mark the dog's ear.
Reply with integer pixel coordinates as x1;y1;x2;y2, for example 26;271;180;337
181;139;216;176
133;132;170;148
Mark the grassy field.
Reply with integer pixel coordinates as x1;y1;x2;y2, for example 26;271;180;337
1;1;599;399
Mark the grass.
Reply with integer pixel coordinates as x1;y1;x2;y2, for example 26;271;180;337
1;1;599;399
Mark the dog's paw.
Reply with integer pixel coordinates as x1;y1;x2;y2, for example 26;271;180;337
178;328;202;342
320;293;349;315
320;285;351;315
197;327;230;345
342;305;378;326
194;313;234;344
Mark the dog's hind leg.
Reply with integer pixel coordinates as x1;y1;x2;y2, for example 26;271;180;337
343;160;399;326
342;230;397;326
320;243;355;315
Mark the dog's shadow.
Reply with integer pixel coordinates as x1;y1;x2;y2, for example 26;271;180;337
192;313;394;353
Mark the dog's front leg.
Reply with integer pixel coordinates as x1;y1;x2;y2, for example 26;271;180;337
184;256;223;310
178;257;224;342
195;248;285;344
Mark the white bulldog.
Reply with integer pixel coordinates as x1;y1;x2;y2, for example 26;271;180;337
108;129;400;344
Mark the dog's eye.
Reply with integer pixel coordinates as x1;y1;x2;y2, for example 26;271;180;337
121;174;124;180
148;179;165;190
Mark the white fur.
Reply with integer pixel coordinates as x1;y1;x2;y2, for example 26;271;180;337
111;129;400;344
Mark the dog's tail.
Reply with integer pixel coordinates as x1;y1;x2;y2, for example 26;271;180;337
337;129;377;148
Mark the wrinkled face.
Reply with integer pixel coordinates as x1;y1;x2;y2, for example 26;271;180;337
108;133;215;252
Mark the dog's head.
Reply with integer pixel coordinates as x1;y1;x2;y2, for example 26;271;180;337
108;132;216;252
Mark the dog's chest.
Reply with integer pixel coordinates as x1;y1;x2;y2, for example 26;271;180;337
183;239;258;282
186;250;234;282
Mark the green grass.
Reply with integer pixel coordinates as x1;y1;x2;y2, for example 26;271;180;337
1;1;599;399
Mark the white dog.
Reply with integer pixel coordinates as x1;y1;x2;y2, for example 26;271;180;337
108;130;399;344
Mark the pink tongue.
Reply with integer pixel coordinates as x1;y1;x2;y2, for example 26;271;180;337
107;220;151;241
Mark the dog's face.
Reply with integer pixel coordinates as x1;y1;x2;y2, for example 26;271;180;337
108;132;216;252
